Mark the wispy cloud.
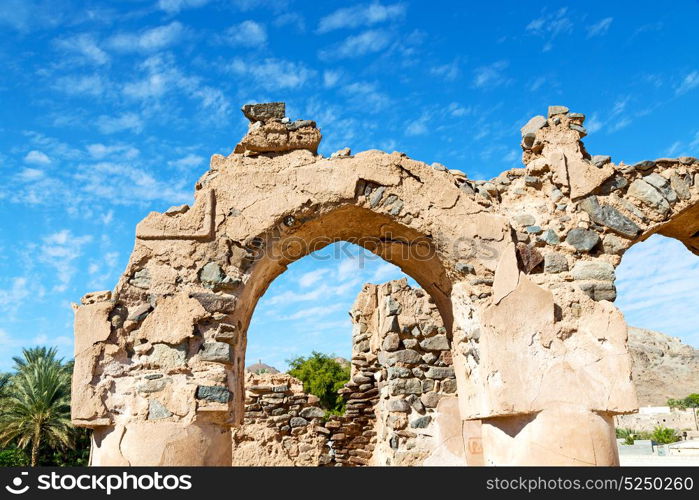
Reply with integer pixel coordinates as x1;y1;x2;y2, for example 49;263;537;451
317;2;406;33
0;278;30;314
298;269;330;288
228;57;315;91
473;60;510;89
430;60;460;81
168;154;204;170
107;22;185;53
39;230;93;292
97;112;144;134
676;70;699;96
586;95;631;134
24;150;51;165
616;234;699;345
157;0;209;13
587;17;613;38
526;7;574;51
222;20;267;47
405;113;429;136
319;29;391;59
323;70;342;88
55;33;109;65
53;74;108;98
341;82;390;110
86;143;140;160
122;55;230;119
274;12;305;32
72;161;192;206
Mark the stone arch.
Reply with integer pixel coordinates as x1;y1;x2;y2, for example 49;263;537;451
71;102;697;465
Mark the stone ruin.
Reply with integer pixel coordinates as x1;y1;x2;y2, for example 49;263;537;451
232;279;464;466
71;101;699;465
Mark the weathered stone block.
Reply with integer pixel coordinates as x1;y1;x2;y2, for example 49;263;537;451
195;385;230;403
200;341;232;363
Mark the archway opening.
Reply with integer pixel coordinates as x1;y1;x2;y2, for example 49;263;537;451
231;205;462;466
613;231;699;448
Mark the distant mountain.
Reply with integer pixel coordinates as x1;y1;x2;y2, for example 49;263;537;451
246;361;280;375
628;327;699;406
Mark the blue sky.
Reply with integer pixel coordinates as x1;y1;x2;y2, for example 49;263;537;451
0;1;698;371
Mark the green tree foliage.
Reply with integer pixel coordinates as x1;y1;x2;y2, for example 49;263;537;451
615;428;635;445
683;394;699;408
287;352;350;414
667;393;699;409
0;347;74;466
651;425;679;445
0;447;29;466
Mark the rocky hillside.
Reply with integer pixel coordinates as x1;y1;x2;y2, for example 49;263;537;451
628;327;699;406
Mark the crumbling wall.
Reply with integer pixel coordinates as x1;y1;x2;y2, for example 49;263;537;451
74;101;699;466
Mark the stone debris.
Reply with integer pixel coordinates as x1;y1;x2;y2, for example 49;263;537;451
241;102;285;123
565;228;600;252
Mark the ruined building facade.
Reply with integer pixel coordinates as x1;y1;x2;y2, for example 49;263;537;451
72;102;699;465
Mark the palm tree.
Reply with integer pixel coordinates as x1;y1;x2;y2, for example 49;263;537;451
0;347;73;466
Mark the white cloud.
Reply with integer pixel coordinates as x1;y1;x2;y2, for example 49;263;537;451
100;210;114;225
223;20;267;47
298;269;330;288
97;113;144;134
448;102;472;117
337;256;362;282
55;33;109;64
526;8;573;51
284;303;344;320
370;261;402;282
228;57;315;91
86;251;120;290
320;29;391;59
616;234;699;345
24;150;51;165
274;12;305;32
72;161;192;206
317;2;406;33
0;278;30;313
323;70;341;88
405;113;429;136
676;70;699;96
107;22;184;53
585;96;631;134
123;55;230;118
16;168;44;181
528;76;546;92
39;230;93;291
473;60;510;89
0;0;63;33
587;17;613;38
430;60;460;81
168;154;205;170
157;0;209;13
53;74;107;97
690;131;699;151
586;113;603;133
342;82;389;110
86;143;140;160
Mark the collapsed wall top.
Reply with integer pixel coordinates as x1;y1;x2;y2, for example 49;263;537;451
234;101;321;155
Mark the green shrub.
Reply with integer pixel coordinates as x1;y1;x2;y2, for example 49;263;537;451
287;352;350;414
0;447;29;466
651;426;679;445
